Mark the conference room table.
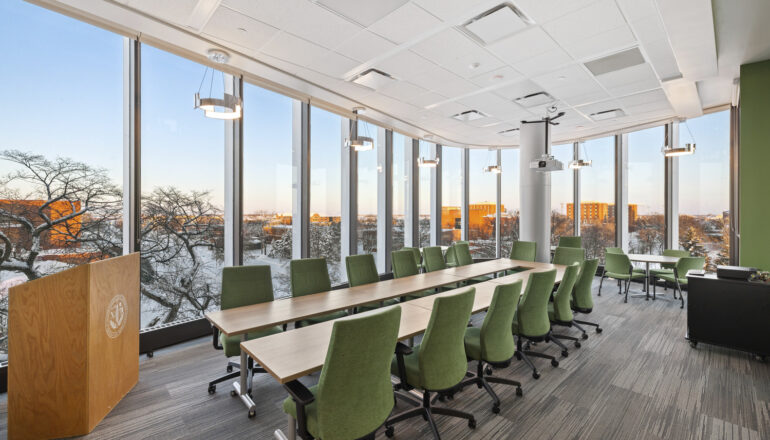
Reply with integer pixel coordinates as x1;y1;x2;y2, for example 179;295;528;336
627;253;680;298
206;258;542;416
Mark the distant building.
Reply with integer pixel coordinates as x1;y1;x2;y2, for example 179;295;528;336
0;199;82;249
567;202;638;223
441;202;504;239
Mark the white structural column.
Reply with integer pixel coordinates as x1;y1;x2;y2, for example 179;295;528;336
122;37;140;255
460;148;470;241
615;133;630;251
519;121;552;262
495;149;502;258
404;138;419;247
291;101;310;259
430;143;442;246
573;142;581;237
664;121;680;250
341;118;358;259
376;128;392;273
223;73;244;267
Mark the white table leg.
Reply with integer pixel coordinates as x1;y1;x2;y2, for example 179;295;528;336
234;334;257;417
272;415;296;440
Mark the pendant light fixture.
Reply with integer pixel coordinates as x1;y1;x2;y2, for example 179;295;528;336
662;120;696;157
483;148;502;174
345;107;374;151
194;49;242;120
569;141;592;169
418;136;440;167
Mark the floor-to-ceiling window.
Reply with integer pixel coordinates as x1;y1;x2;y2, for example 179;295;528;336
501;149;520;257
678;111;730;270
579;137;615;260
141;45;224;328
628;126;665;254
551;143;574;245
418;140;432;248
0;1;123;356
392;132;408;252
441;147;462;246
357;120;378;263
468;149;498;258
242;84;293;298
309;107;344;284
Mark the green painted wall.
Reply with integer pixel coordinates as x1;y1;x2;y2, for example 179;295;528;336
739;59;770;270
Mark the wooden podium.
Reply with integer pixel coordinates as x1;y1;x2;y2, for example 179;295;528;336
8;253;140;439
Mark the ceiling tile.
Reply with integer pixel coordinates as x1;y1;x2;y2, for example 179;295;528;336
493;79;544;101
411;28;479;62
412;0;490;22
260;31;327;67
469;66;523;87
531;64;594;90
430;100;471;117
316;0;409;27
404;91;448;108
410;66;477;98
543;0;628;43
281;2;362;49
368;3;443;45
575;99;625;117
596;62;660;96
511;48;573;77
514;0;599;25
487;27;560;64
379;81;429;101
202;6;279;52
561;25;637;60
375;50;437;80
125;0;199;26
334;30;397;63
306;51;361;78
223;0;299;27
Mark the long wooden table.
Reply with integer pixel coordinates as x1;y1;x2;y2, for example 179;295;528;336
205;258;537;415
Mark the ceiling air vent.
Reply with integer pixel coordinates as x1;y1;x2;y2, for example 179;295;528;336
514;91;554;108
462;3;531;45
452;110;487;121
498;128;520;137
584;47;645;76
350;68;396;90
589;108;625;121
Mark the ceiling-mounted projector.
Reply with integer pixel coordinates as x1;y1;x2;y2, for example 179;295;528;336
529;154;564;172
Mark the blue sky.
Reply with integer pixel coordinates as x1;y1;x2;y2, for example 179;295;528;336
0;0;730;218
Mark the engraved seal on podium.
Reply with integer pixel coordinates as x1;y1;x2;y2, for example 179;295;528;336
106;294;128;339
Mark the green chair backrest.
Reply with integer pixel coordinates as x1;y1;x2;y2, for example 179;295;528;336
604;252;632;275
402;247;422;268
345;254;379;287
221;265;274;310
454;242;474;266
553;246;585;266
510;241;537;261
662;249;690;269
558;236;582;248
572;259;599;310
423;246;447;272
445;244;458;267
316;306;402;440
391;249;419;278
419;287;475;390
480;281;522;363
675;256;706;281
605;247;624;254
290;258;332;297
551;263;580;322
516;269;557;337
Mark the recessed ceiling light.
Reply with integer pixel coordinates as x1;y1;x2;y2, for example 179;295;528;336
589;108;625;121
469;62;481;70
463;3;531;45
452;110;487;121
350;68;396;90
514;92;554;108
585;47;645;76
207;49;229;64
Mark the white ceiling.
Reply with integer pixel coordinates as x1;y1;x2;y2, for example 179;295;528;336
36;0;762;147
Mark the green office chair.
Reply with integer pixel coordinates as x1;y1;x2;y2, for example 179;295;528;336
599;247;644;296
558;236;582;248
387;288;477;439
422;246;447;272
547;263;582;351
649;249;690;293
402;247;423;272
290;258;348;327
346;254;399;312
512;269;560;379
453;242;492;283
461;281;524;413
552;246;585;266
282;306;402;440
444;241;468;267
605;247;623;254
651;256;705;308
601;252;646;303
509;241;537;261
571;258;603;335
207;265;283;395
391;249;433;300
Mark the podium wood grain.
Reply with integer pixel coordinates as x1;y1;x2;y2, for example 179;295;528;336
8;253;140;440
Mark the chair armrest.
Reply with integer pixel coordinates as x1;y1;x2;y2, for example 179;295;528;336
394;342;413;390
212;325;223;350
284;380;315;440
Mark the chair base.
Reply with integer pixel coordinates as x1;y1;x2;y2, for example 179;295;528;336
515;334;561;379
386;389;476;439
208;358;267;395
458;361;522;413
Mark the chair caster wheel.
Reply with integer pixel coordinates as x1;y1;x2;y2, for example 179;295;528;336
385;426;395;438
226;365;234;373
492;405;500;414
581;333;588;340
689;341;697;348
230;390;237;397
551;359;560;367
561;350;569;358
532;371;540;379
468;419;477;429
516;387;523;397
574;341;581;348
596;327;603;334
208;385;216;395
248;410;256;418
485;366;493;376
146;351;154;358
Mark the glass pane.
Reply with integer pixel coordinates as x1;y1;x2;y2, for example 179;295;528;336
550;143;574;245
140;45;224;328
628;126;665;254
243;84;293;298
678;111;730;270
309;107;344;284
0;2;123;356
418;141;432;248
357;121;378;264
468;149;498;258
441;147;462;246
579;137;615;261
501;149;520;256
392;133;407;252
